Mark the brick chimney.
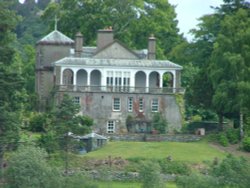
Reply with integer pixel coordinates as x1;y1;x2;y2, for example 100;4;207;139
97;27;114;50
75;32;83;57
148;34;156;60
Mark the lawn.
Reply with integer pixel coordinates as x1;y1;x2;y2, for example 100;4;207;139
96;181;177;188
85;140;227;163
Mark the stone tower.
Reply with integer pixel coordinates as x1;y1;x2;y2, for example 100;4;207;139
35;29;74;110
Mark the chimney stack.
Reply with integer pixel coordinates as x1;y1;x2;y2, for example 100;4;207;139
97;27;114;50
75;32;83;57
148;34;156;60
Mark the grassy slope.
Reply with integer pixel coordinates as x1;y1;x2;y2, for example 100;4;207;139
97;181;177;188
84;140;227;163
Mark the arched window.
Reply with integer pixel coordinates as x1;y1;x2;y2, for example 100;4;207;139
135;71;146;92
63;69;73;85
77;69;87;86
149;71;160;88
90;70;101;91
163;72;174;87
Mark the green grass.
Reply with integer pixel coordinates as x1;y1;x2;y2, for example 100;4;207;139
85;141;227;163
96;181;177;188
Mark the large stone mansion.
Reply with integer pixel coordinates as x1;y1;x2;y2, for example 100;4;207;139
35;27;183;134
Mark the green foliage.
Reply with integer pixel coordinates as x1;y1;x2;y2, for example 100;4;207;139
152;113;168;133
0;0;24;171
207;128;240;147
12;0;49;46
242;136;250;152
211;154;250;187
6;145;61;188
185;121;219;133
54;94;93;174
38;131;58;154
218;133;229;147
63;172;98;188
158;160;190;175
28;113;47;132
42;0;182;58
54;94;93;138
139;161;165;188
177;154;250;188
225;128;240;144
176;174;218;188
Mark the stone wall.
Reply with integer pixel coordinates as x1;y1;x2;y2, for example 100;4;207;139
105;134;202;142
59;91;183;133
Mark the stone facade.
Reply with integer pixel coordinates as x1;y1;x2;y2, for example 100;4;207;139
36;28;184;133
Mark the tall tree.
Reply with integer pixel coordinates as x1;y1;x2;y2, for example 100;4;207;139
209;7;250;134
0;0;23;173
42;0;182;58
6;145;61;188
184;0;250;128
54;94;93;175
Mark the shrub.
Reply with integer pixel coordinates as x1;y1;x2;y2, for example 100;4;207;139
6;145;61;188
211;154;250;187
176;174;218;188
139;161;165;188
28;113;48;132
225;128;240;144
63;172;98;188
219;133;229;147
242;137;250;152
38;131;58;153
185;121;219;133
152;113;168;134
159;160;190;175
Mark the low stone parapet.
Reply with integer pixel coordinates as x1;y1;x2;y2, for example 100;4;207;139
105;134;202;142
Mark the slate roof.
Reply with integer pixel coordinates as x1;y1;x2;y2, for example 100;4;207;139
54;57;183;70
37;30;74;45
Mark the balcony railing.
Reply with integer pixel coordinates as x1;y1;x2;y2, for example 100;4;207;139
56;85;185;94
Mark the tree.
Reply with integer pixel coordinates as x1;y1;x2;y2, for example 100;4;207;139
211;155;250;187
54;94;93;174
0;0;24;174
12;0;49;46
6;145;61;188
42;0;182;58
177;155;250;188
184;0;250;130
139;160;165;188
209;7;250;133
152;113;168;134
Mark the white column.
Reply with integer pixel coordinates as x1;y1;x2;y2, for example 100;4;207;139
101;70;106;91
73;70;77;85
87;70;91;86
87;70;91;91
159;73;163;88
130;72;135;92
146;72;149;92
73;69;77;91
173;71;176;93
60;68;64;85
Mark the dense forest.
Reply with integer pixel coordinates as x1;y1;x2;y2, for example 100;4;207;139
1;0;250;187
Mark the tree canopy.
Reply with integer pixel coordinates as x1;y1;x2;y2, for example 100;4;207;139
0;0;24;171
42;0;183;58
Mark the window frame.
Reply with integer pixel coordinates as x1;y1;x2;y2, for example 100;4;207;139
113;97;121;111
128;97;133;112
72;96;80;105
151;98;159;112
139;97;144;112
107;120;115;133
